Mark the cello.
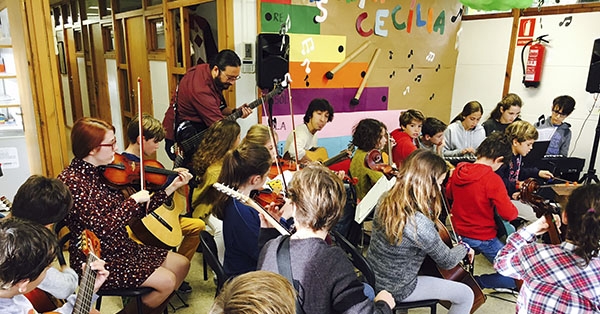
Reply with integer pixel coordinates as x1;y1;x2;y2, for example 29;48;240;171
519;178;562;244
419;186;486;314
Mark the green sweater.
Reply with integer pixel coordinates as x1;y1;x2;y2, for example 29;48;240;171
349;149;384;200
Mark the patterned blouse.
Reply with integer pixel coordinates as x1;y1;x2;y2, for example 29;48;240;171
58;158;169;289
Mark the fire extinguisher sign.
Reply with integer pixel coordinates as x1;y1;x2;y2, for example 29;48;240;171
517;18;536;46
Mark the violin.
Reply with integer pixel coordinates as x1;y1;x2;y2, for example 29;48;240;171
364;149;398;179
101;152;179;190
519;178;562;244
268;158;298;179
252;189;286;208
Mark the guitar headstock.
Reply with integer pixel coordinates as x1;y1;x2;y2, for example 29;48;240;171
79;229;101;259
213;183;251;205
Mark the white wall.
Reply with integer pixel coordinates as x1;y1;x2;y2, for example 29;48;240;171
106;59;125;151
453;12;600;177
149;60;171;166
233;0;259;137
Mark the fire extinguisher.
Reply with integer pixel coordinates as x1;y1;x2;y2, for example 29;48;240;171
522;34;549;88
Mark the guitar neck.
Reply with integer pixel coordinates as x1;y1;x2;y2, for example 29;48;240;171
72;253;99;314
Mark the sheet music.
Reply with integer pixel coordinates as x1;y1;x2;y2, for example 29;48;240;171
355;176;396;223
537;127;555;142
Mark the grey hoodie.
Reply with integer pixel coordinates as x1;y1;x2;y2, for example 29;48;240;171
535;116;572;156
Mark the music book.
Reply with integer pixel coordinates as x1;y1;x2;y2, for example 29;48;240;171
355;176;396;224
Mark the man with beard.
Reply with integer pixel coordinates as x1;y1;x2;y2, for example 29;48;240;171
162;49;252;161
283;98;335;164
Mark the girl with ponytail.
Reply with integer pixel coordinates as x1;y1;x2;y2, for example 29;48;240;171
495;184;600;313
211;143;272;278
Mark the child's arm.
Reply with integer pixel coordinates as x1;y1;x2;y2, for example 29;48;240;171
52;260;109;314
494;217;554;279
36;266;78;299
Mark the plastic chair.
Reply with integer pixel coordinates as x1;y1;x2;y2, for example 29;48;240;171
53;221;163;314
200;230;229;296
331;231;439;314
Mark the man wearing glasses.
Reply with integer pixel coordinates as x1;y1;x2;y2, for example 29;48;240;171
162;49;252;161
535;95;576;157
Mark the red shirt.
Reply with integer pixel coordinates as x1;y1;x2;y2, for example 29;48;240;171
390;128;417;166
446;162;518;241
162;64;225;140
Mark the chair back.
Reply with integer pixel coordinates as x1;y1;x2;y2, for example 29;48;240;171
332;230;375;287
200;230;229;294
53;219;71;266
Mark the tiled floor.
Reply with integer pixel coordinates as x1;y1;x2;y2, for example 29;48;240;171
96;251;518;313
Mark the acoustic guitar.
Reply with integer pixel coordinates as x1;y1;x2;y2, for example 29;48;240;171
28;230;102;314
303;144;355;166
128;187;187;250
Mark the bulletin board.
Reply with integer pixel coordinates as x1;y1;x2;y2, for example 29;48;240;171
259;0;464;153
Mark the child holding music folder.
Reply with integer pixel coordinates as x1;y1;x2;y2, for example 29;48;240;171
494;183;600;313
367;149;474;314
0;217;109;314
258;164;396;313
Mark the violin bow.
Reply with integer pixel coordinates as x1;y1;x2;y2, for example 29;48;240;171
261;91;289;193
137;77;145;192
285;77;300;170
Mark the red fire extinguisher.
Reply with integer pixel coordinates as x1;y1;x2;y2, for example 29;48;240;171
522;34;549;88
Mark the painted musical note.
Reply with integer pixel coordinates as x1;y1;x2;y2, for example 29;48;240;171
301;58;311;74
559;16;572;27
451;7;463;23
315;0;328;23
408;64;414;72
407;49;414;58
426;51;435;62
301;38;315;55
403;86;410;95
389;70;396;78
429;93;435;100
389;50;393;60
304;74;310;87
435;64;441;72
414;74;422;82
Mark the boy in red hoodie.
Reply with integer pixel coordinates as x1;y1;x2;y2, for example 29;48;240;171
390;109;424;166
446;132;519;292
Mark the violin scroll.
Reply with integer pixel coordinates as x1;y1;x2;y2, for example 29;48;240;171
364;149;398;179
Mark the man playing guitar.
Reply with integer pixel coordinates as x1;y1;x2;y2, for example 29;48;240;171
162;49;252;163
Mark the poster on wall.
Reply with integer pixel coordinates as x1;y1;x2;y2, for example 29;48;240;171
258;0;463;155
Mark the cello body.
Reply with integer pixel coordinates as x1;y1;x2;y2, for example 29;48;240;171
419;219;486;313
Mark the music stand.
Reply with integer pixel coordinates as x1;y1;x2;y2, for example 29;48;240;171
579;114;600;184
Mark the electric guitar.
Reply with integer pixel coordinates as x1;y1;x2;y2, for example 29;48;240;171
174;83;285;167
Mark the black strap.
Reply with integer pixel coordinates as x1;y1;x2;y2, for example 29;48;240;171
276;236;305;314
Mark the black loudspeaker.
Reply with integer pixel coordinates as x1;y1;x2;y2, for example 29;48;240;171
585;38;600;93
256;33;289;90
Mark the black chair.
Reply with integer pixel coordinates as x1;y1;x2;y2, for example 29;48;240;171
200;230;229;295
332;231;439;314
53;221;163;314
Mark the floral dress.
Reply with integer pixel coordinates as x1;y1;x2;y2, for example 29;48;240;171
58;158;169;289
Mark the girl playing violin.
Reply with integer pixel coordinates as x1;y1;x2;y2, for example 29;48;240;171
495;184;600;313
212;143;273;277
349;118;389;200
58;117;191;314
367;149;475;314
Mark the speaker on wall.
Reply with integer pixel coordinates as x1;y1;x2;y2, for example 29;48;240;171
586;38;600;93
256;33;289;90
